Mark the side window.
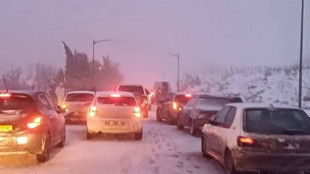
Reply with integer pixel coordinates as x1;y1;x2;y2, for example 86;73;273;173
213;106;230;125
37;94;52;112
45;94;57;111
223;107;237;128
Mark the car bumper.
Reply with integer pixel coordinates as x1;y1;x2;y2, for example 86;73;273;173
0;130;44;155
87;117;142;134
193;118;210;128
64;112;87;123
232;150;310;172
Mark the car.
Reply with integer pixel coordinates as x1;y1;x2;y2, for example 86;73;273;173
116;84;150;118
177;94;242;136
0;91;66;162
156;93;193;124
60;91;95;123
86;91;143;140
201;103;310;174
152;81;172;104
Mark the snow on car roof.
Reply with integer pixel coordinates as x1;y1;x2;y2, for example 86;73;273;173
226;103;301;110
66;91;95;95
117;84;144;87
95;91;135;97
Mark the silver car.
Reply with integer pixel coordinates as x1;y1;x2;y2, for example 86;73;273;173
201;103;310;174
86;91;143;140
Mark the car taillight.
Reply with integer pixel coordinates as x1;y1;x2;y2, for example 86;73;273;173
237;136;255;147
173;102;178;110
27;116;43;129
88;106;98;117
0;93;11;98
185;94;192;97
133;107;141;118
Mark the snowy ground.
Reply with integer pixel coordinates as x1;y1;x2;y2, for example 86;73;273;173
0;107;224;174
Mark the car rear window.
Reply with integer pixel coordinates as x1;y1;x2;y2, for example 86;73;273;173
197;97;242;109
175;95;192;104
0;94;36;115
118;86;144;94
244;109;310;135
65;93;94;102
97;97;137;106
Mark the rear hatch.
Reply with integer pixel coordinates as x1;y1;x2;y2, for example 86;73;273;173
96;96;137;119
63;93;94;114
242;108;310;154
0;93;36;147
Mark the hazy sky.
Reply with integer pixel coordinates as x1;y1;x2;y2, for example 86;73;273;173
0;0;309;88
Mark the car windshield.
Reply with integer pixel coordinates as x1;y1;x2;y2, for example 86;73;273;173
97;97;136;106
175;95;192;104
244;109;310;135
0;94;36;115
118;86;144;94
65;93;94;102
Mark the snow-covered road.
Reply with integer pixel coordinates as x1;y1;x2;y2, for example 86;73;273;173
0;108;224;174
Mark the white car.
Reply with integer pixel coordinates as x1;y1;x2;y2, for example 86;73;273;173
86;91;143;140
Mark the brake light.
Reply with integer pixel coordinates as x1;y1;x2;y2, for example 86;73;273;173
88;106;97;117
27;116;43;129
111;94;121;97
173;102;178;110
185;94;192;97
0;93;11;98
237;136;255;146
133;107;141;118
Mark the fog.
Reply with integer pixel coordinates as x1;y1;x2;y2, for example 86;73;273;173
0;0;309;88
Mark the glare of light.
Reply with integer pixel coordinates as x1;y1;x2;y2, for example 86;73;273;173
17;137;28;145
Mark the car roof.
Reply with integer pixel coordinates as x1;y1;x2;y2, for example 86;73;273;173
0;90;43;98
226;103;301;110
95;91;135;97
66;91;95;95
117;84;144;87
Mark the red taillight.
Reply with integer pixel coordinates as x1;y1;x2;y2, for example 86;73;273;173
173;102;178;110
237;136;255;146
27;116;43;129
185;94;192;97
133;107;141;118
88;106;98;117
0;93;11;98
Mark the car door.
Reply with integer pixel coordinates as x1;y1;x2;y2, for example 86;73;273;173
216;106;237;160
208;106;230;158
45;94;63;142
37;93;59;144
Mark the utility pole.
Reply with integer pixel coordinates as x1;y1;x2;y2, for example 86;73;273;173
298;0;304;108
168;53;180;92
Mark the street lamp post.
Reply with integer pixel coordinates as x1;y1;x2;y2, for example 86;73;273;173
92;39;111;87
298;0;304;108
168;53;180;92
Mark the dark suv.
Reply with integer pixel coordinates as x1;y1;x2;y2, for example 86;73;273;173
156;93;193;124
177;95;243;136
0;91;66;162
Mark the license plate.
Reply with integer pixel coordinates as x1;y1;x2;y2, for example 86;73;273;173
105;121;124;126
0;125;12;132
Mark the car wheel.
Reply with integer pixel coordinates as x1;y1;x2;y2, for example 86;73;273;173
190;121;197;136
134;130;143;140
156;108;162;122
36;134;51;163
177;117;184;130
225;150;239;174
57;127;66;148
87;130;93;140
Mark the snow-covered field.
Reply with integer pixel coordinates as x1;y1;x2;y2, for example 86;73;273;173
0;108;223;174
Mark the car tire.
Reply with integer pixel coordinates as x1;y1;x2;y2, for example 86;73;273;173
225;150;239;174
177;117;184;130
37;134;51;163
57;127;66;148
87;131;93;140
190;121;197;136
156;108;162;122
201;135;207;157
134;130;143;140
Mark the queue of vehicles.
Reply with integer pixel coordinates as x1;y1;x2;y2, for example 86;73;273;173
1;82;310;174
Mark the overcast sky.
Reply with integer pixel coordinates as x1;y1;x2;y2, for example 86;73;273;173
0;0;309;88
